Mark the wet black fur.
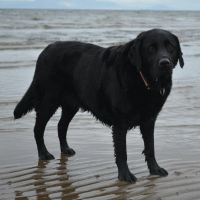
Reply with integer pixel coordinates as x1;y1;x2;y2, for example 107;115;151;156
14;29;184;182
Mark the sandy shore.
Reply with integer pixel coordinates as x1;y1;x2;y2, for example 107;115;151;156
0;111;200;200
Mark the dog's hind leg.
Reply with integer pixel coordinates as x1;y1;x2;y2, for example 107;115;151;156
58;106;78;155
34;93;60;160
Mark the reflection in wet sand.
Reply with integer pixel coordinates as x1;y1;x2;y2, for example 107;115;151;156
34;161;53;200
1;157;199;199
0;9;200;200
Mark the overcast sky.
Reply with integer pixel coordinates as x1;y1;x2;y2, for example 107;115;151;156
0;0;200;10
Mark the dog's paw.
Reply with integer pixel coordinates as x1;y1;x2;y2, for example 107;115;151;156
150;167;168;176
61;147;76;155
39;151;55;160
118;170;137;183
147;160;168;177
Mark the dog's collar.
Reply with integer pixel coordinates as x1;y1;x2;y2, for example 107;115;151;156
139;70;165;96
139;71;151;90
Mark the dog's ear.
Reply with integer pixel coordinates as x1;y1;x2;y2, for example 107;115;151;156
173;34;184;68
128;32;145;72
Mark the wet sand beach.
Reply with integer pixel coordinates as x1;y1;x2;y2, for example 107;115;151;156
0;10;200;200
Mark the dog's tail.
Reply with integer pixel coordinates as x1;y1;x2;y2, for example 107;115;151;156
14;82;35;119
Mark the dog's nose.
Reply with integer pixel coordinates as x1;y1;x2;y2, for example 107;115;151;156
159;58;171;67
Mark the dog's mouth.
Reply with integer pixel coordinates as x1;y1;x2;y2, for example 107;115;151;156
139;71;172;95
155;73;172;82
149;72;172;95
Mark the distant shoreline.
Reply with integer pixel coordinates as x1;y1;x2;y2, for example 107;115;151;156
0;8;200;12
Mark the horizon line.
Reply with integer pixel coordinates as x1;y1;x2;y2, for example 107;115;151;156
0;8;200;11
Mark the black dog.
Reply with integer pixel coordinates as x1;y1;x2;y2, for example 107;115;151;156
14;29;184;182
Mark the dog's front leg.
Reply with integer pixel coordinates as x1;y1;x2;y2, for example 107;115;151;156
112;125;137;183
140;120;168;176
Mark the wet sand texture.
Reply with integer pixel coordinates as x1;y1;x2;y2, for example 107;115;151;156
0;10;200;200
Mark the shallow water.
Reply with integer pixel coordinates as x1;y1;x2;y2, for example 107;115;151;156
0;9;200;200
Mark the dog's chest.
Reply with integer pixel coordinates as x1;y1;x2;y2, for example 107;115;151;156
121;92;164;128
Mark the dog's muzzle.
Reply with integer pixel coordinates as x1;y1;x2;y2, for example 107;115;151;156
155;57;173;82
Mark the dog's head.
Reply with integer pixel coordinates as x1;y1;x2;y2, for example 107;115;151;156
128;29;184;88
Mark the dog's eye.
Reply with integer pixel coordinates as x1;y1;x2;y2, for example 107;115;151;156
149;46;155;52
168;45;174;50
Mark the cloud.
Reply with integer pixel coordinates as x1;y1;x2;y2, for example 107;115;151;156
95;0;172;9
97;0;169;4
96;0;200;10
57;0;122;10
59;2;73;7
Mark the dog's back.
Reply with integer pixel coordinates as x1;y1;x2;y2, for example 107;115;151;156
14;41;106;119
